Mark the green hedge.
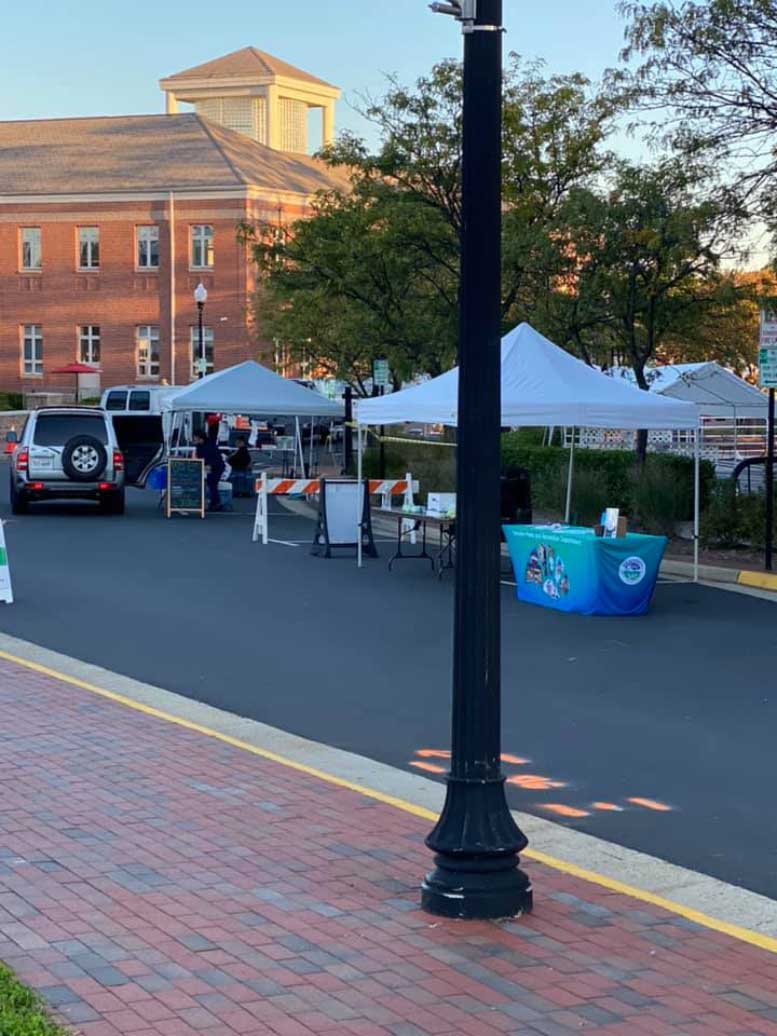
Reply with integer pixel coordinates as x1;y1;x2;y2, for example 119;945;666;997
361;435;714;529
501;439;715;525
702;481;775;549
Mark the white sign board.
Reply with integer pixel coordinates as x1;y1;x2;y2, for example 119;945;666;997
0;523;14;604
759;310;777;388
324;481;364;545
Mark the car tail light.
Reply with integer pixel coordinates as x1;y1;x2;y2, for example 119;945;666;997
29;482;44;491
15;448;28;472
112;449;124;472
98;482;113;491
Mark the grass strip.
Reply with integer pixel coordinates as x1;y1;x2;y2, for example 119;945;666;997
0;963;69;1036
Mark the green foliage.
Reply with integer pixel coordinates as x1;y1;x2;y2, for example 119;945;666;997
614;0;777;220
361;443;456;496
361;433;713;527
558;466;610;525
702;481;776;549
631;462;689;535
243;56;610;389
0;394;24;412
556;159;748;382
701;480;740;548
0;963;68;1035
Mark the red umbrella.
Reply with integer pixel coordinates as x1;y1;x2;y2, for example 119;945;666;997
50;362;100;402
50;363;99;374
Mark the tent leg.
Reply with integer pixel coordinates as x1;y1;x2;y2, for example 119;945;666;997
357;424;364;569
693;430;700;583
564;429;575;524
309;417;315;478
295;417;305;478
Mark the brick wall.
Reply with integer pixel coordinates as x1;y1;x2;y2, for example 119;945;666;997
0;193;302;395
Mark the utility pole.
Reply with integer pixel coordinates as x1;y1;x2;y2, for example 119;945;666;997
422;0;532;919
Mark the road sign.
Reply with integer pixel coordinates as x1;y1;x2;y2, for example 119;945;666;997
373;358;389;388
759;310;777;387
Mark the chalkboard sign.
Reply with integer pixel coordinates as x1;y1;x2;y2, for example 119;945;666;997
166;457;204;517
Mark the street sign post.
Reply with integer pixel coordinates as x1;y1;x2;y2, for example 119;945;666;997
759;310;777;569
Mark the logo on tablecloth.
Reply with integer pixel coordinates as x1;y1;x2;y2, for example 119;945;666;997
619;555;646;586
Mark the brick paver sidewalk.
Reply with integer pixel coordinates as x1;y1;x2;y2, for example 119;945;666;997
1;658;777;1036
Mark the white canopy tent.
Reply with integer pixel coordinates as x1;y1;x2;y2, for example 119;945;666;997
608;362;767;420
355;323;700;574
168;361;343;417
166;360;343;474
356;323;698;429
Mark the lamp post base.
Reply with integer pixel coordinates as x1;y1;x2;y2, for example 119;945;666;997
422;853;533;919
421;775;533;920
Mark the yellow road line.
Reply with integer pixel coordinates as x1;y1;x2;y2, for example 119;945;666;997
737;569;777;591
3;647;777;956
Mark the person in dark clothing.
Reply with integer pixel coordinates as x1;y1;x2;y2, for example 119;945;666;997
194;431;225;511
227;436;253;497
228;436;251;472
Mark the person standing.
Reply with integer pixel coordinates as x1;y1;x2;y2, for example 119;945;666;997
227;436;252;497
194;431;225;512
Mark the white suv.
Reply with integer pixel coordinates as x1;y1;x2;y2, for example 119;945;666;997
10;408;125;515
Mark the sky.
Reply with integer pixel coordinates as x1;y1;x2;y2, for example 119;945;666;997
0;0;629;142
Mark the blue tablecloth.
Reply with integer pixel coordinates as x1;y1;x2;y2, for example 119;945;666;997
503;525;667;616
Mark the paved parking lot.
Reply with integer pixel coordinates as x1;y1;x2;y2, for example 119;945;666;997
0;478;776;898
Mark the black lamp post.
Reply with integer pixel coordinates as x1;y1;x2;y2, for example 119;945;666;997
421;0;532;919
194;282;208;379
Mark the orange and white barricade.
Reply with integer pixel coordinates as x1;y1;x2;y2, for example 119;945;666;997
252;474;320;543
252;471;417;544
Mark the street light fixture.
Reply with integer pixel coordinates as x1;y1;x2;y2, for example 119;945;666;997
421;0;533;919
194;282;208;380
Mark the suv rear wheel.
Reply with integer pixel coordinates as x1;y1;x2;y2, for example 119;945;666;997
62;435;107;481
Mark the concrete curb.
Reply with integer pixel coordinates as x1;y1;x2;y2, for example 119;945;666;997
0;629;776;941
662;555;777;590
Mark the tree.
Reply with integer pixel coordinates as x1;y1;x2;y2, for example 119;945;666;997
613;0;777;220
560;159;749;457
659;268;777;380
244;186;456;393
244;57;611;389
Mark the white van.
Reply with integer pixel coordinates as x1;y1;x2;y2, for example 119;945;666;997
100;385;185;485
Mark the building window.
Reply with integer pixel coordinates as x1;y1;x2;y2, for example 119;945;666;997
79;325;100;365
21;228;41;271
136;225;159;269
190;326;214;378
190;225;214;269
22;325;43;376
136;325;160;378
78;227;100;270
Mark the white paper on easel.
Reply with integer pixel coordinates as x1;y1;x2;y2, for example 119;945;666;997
0;522;14;604
604;507;620;539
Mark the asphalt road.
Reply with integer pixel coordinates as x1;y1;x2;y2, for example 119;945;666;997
1;475;776;899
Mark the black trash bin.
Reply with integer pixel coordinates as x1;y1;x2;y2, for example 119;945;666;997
500;466;532;528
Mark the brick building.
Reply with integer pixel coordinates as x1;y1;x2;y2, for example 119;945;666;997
0;48;341;397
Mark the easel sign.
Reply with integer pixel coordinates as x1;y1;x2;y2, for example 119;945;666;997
166;458;205;518
312;479;377;558
0;522;14;604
